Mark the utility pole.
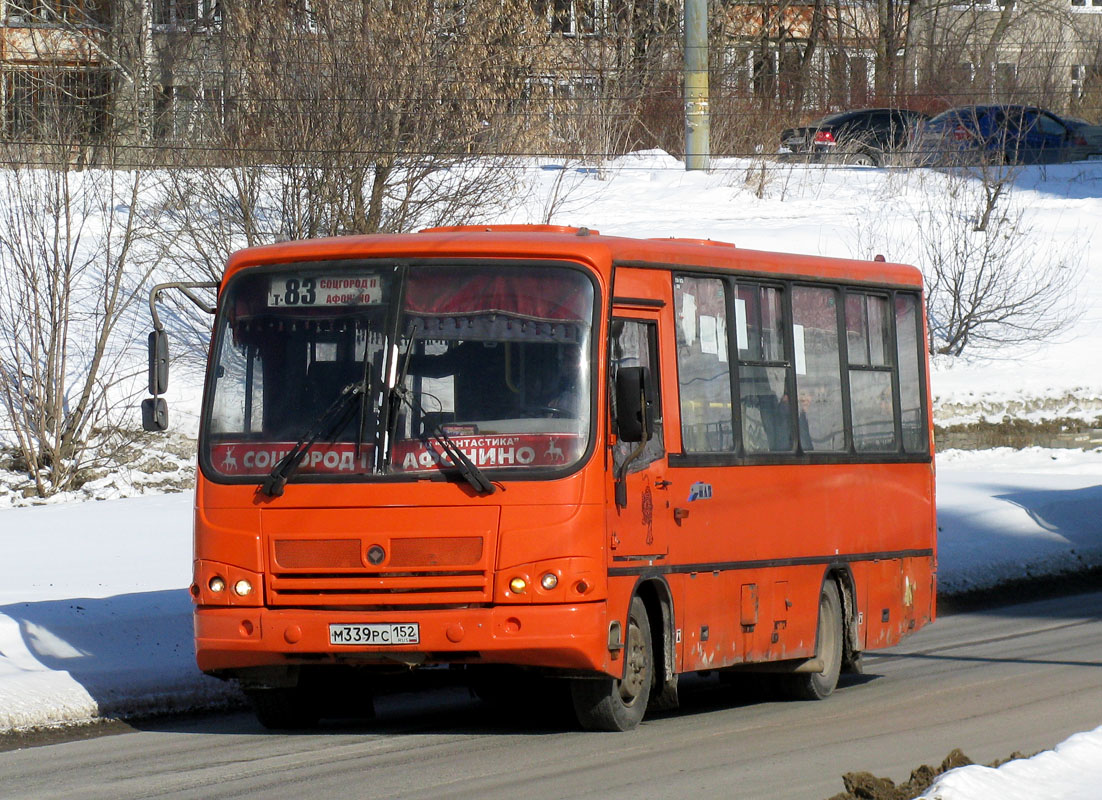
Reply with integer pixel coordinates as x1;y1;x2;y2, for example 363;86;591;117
684;0;710;171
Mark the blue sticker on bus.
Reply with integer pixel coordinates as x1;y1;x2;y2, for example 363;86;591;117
688;482;713;502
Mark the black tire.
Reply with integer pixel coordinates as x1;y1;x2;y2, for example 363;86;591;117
780;579;843;701
849;150;878;167
571;596;653;731
246;687;322;730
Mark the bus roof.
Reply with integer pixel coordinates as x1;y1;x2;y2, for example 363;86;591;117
222;225;923;290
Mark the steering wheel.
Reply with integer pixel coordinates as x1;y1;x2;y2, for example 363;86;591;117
525;405;565;419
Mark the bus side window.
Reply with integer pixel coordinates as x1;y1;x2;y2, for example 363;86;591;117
895;293;928;453
611;319;663;472
846;293;897;452
791;286;845;452
735;283;793;454
674;276;733;452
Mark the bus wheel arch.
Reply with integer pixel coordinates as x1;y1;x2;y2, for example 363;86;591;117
831;566;863;674
572;594;654;731
779;571;845;701
635;577;679;712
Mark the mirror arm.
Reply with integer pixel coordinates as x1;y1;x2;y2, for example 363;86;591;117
148;280;219;334
614;384;650;510
143;281;218;433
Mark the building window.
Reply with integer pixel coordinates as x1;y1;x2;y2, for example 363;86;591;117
994;62;1017;95
154;85;223;142
753;47;778;100
525;74;597;138
4;0;108;24
722;46;754;99
3;67;109;141
153;0;222;28
1072;65;1086;98
542;0;601;36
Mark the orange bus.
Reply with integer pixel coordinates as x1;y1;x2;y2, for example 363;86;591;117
145;225;936;731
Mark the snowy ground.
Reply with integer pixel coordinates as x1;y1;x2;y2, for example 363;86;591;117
1;155;1101;797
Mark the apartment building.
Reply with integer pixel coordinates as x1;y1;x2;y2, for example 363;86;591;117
717;0;1102;118
2;0;1098;162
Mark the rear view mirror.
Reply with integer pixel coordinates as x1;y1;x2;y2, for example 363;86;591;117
148;330;169;395
142;397;168;432
615;366;655;443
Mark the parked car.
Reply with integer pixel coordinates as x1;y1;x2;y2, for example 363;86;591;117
910;105;1088;166
1063;117;1102;162
779;108;930;166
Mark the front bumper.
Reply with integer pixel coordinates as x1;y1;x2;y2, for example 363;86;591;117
195;601;611;675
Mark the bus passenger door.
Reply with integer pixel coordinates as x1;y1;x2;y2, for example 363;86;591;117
609;316;670;560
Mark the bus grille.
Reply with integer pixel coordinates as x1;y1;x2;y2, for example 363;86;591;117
268;536;490;606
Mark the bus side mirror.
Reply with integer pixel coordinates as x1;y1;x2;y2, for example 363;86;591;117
148;330;169;394
144;330;170;432
615;366;654;443
142;397;168;432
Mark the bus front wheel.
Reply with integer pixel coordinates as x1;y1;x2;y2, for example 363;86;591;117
781;579;843;701
571;596;653;731
246;687;321;730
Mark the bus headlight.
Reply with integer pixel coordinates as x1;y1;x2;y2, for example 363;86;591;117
496;557;602;603
208;576;226;593
233;579;253;597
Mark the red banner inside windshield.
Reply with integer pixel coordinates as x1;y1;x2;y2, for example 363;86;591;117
211;434;584;476
405;270;588;323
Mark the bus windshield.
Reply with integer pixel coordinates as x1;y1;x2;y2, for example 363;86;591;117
203;262;595;483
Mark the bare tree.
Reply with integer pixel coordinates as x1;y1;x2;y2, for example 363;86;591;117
147;0;546;285
854;167;1083;358
0;112;163;496
905;0;1081;111
913;171;1080;356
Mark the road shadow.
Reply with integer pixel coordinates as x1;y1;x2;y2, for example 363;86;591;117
118;669;883;740
938;478;1102;617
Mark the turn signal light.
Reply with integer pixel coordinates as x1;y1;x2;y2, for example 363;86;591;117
509;577;528;594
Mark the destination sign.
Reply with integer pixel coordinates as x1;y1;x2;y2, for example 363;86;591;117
267;274;383;307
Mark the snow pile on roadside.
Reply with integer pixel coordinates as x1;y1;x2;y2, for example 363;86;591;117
918;725;1102;800
0;494;240;731
935;448;1102;594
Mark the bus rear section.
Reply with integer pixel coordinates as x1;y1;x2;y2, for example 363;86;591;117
153;225;935;731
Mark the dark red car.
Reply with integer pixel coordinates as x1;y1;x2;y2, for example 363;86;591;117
780;108;930;166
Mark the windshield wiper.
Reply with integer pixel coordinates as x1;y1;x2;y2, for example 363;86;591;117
381;321;494;495
260;380;368;498
389;383;496;495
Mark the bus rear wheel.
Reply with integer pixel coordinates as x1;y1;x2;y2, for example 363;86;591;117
781;579;843;701
571;596;653;731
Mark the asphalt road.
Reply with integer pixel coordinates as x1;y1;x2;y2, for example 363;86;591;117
2;591;1100;800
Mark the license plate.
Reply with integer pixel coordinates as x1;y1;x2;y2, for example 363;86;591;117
329;623;419;646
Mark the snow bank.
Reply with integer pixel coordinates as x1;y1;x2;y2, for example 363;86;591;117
918;725;1102;800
